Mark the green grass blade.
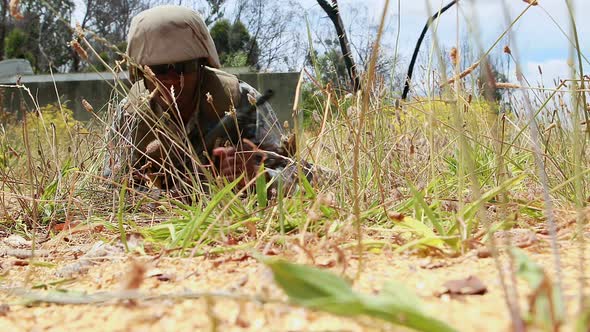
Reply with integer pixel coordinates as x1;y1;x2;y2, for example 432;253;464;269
264;258;457;332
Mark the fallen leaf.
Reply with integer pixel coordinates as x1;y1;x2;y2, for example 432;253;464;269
437;276;487;297
263;248;279;256
245;221;257;238
265;258;458;332
316;259;337;268
13;259;29;266
235;316;250;328
156;274;174;282
146;269;175;282
212;253;253;268
387;211;405;222
225;235;238;245
229;275;250;292
0;304;9;316
476;247;492;258
511;248;563;330
419;258;446;269
52;222;104;234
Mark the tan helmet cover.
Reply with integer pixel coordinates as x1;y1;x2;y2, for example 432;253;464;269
127;5;221;68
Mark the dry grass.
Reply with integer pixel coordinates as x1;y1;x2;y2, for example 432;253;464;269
1;1;589;331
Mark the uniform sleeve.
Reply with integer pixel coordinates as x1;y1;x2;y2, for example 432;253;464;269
103;97;132;179
103;82;161;180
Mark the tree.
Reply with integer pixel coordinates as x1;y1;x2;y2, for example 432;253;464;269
154;0;226;26
315;44;348;89
401;0;457;100
234;0;304;71
72;0;150;72
210;19;258;67
316;0;359;92
0;0;75;72
0;0;8;60
478;57;509;104
23;0;75;72
4;28;35;66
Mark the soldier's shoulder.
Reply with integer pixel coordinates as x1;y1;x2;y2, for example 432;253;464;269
200;66;241;114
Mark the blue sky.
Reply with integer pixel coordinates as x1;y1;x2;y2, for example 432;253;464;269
73;0;588;85
300;0;590;86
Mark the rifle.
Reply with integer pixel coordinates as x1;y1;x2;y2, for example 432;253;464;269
190;89;276;158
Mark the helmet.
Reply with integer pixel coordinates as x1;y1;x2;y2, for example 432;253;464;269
127;5;221;68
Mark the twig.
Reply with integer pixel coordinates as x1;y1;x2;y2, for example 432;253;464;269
3;288;284;306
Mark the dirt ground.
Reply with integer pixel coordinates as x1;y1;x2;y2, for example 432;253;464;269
0;226;588;332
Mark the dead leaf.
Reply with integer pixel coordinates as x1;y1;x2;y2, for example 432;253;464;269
211;253;253;268
419;257;447;269
476;247;492;258
235;316;250;328
156;274;174;282
316;259;337;268
235;301;250;328
0;304;9;316
437;276;487;297
2;248;50;259
245;221;257;238
263;248;279;256
225;235;238;245
13;259;29;266
387;211;405;221
146;269;175;282
229;275;250;292
52;222;104;234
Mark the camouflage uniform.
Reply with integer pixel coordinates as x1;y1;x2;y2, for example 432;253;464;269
103;6;305;193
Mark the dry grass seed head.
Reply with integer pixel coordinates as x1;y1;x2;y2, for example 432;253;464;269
75;22;84;39
70;40;88;60
450;47;459;66
81;99;94;113
9;0;23;20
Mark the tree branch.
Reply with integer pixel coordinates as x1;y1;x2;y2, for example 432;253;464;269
317;0;360;92
401;0;457;101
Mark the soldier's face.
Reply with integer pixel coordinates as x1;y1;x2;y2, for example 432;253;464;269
144;65;199;113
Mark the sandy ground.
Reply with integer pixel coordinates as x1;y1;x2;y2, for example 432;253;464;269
0;227;588;332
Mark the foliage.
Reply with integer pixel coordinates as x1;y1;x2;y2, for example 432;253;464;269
478;60;509;102
0;103;82;170
512;248;564;330
316;46;349;89
210;19;259;67
4;28;35;68
17;0;75;72
264;258;457;331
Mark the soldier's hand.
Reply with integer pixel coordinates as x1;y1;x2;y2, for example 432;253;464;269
212;139;266;188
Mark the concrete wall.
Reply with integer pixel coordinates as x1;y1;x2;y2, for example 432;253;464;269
0;70;299;125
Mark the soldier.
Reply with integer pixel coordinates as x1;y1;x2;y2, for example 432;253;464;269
103;5;305;197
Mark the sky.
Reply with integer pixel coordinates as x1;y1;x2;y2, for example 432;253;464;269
72;0;589;86
299;0;590;86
